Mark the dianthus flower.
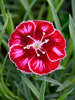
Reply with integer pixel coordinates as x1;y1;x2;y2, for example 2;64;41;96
9;20;66;75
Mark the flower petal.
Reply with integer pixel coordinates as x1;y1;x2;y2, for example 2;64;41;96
44;30;66;48
33;20;54;40
9;45;35;73
8;38;22;47
29;53;60;75
16;58;31;73
9;21;35;47
43;44;66;61
42;30;66;61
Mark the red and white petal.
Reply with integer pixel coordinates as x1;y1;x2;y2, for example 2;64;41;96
52;30;66;48
33;20;54;40
43;30;66;48
29;54;60;75
16;58;31;73
8;35;34;47
8;38;22;47
43;44;66;61
9;21;35;47
9;45;35;73
42;30;66;61
11;21;35;38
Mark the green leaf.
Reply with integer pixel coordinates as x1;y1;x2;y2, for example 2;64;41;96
69;14;75;73
37;4;45;20
62;40;73;67
0;0;14;35
46;5;53;22
23;0;36;21
39;76;46;100
2;39;9;51
45;93;59;99
37;76;63;86
47;0;62;33
0;0;7;21
69;14;75;51
19;0;34;20
56;80;71;92
56;0;64;12
0;83;7;95
1;53;8;76
21;73;40;99
0;16;8;48
0;53;20;100
22;81;33;100
72;0;75;22
7;11;14;33
58;65;65;70
57;89;73;100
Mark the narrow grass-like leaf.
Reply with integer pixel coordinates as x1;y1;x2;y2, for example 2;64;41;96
21;74;40;99
0;53;20;100
39;76;46;100
69;14;75;73
37;4;45;20
0;16;8;48
5;4;18;10
56;80;71;92
22;81;33;100
1;53;8;75
4;95;14;100
0;0;14;35
45;93;59;99
37;76;63;86
69;14;75;51
56;0;64;12
7;11;14;33
53;0;59;8
46;5;53;22
58;65;65;70
72;0;75;22
57;89;73;100
2;39;9;51
0;0;7;21
62;40;73;67
1;81;20;100
47;0;62;33
23;0;36;21
19;0;34;20
0;83;8;96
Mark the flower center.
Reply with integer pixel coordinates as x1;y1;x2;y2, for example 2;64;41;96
23;32;49;57
33;41;42;49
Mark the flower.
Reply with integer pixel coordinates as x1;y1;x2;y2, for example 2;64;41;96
9;20;66;75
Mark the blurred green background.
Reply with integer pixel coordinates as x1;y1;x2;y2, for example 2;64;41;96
0;0;75;100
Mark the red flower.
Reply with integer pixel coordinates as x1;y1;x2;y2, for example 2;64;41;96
9;20;66;75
